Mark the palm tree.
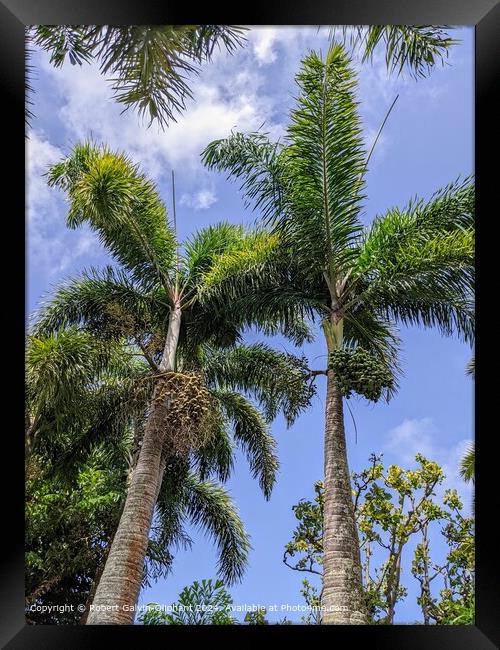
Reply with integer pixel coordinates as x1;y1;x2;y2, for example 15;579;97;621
26;25;246;128
201;44;474;623
32;142;312;623
460;445;474;484
460;358;474;492
26;329;251;621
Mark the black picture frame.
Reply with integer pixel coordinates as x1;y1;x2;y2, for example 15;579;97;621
2;1;498;647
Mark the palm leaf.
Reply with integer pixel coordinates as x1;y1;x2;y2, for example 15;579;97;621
47;142;176;290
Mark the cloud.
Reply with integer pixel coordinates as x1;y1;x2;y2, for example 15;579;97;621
180;188;218;211
251;27;279;66
35;39;282;184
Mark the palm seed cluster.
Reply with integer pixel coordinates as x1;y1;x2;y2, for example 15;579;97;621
328;348;394;402
152;372;218;455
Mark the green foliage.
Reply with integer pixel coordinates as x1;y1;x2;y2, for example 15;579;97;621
140;579;236;625
28;26;246;128
329;347;395;402
284;481;323;576
412;490;474;625
284;455;474;625
300;579;323;625
25;453;125;624
459;444;475;485
334;26;456;79
244;609;270;625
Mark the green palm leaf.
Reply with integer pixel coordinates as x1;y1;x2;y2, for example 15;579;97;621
47;142;176;290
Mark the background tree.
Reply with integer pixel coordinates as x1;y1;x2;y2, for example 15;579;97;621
140;579;236;625
202;44;474;623
32;142;313;623
284;455;474;625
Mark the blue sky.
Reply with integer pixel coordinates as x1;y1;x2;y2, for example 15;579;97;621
27;26;474;623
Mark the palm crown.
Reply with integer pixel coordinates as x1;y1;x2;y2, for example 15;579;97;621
202;44;474;368
201;43;474;624
30;144;316;615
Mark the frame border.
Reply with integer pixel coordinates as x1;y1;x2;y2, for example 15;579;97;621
2;1;498;647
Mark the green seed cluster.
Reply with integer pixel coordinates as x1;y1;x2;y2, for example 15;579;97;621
328;348;394;402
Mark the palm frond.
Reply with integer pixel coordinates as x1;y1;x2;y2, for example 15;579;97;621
47;142;176;289
459;443;475;484
203;343;315;426
30;26;247;128
182;472;251;585
191;418;235;483
466;356;475;378
213;390;278;500
201;131;286;221
353;179;475;343
333;25;456;79
31;266;165;339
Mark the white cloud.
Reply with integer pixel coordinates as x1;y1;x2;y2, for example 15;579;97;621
180;188;218;211
250;27;279;66
35;41;282;185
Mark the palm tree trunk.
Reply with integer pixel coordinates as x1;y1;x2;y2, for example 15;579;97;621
321;318;368;624
86;303;181;625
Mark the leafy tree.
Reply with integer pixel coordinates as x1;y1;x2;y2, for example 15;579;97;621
202;44;474;623
140;579;236;625
244;609;270;625
32;143;313;623
284;455;474;625
412;490;474;625
26;26;246;128
25;450;124;624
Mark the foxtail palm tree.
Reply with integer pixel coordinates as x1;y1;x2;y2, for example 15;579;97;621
26;327;312;620
201;44;474;623
33;143;312;623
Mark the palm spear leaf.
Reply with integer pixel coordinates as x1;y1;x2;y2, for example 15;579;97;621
284;44;366;279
